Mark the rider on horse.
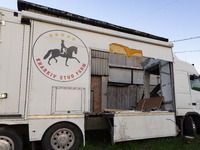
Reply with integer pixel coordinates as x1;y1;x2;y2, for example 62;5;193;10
61;40;67;54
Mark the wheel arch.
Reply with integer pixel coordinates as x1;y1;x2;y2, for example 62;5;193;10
28;118;85;142
185;112;200;133
0;125;24;150
185;112;200;117
0;124;29;137
41;121;83;141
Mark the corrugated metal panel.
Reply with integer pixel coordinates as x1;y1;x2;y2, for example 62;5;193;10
91;50;109;59
91;50;109;75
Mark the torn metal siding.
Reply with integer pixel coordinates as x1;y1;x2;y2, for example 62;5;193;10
18;0;169;42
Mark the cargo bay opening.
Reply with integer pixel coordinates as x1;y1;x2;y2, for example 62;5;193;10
90;52;175;112
87;50;177;141
143;58;175;111
87;52;177;143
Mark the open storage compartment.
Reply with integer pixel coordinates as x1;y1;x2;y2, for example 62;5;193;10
102;58;177;143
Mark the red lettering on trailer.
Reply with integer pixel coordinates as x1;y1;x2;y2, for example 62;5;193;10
53;74;57;78
76;63;86;76
43;68;47;73
36;58;41;62
82;63;86;67
38;62;42;66
47;71;50;75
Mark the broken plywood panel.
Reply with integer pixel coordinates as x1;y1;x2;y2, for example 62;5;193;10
136;96;163;111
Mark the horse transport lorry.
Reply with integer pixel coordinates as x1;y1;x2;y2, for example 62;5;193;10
0;1;200;150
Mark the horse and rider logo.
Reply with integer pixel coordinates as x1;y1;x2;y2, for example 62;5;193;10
33;30;89;82
43;41;80;66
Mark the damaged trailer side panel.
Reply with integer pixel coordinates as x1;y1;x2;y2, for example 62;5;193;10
114;111;177;142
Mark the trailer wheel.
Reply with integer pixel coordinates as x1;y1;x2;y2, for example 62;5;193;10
42;123;82;150
184;116;197;136
0;127;23;150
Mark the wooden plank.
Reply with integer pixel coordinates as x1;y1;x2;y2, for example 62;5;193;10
103;109;124;112
128;85;137;109
108;85;139;110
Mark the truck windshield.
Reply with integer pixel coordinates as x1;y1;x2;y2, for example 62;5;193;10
190;75;200;92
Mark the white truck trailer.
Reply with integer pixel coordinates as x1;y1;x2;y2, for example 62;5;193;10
0;1;200;150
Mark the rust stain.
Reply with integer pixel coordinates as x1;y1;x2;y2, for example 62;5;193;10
118;121;131;140
109;43;143;58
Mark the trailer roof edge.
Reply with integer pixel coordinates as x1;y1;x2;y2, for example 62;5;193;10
17;0;169;42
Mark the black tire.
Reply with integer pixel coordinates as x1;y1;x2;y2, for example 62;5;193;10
184;116;197;136
0;127;23;150
42;122;83;150
192;116;200;134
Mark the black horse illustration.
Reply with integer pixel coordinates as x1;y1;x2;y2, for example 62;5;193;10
43;46;80;66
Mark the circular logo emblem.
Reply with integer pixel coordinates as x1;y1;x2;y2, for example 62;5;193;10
33;30;89;82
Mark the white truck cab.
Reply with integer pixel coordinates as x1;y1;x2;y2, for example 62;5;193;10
174;57;200;115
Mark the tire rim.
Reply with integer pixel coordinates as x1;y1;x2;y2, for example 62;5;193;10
51;128;75;150
192;120;197;135
0;136;14;150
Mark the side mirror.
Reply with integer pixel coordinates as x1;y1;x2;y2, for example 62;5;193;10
190;75;195;80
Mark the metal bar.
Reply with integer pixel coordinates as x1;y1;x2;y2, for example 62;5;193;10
0;12;2;43
0;114;22;118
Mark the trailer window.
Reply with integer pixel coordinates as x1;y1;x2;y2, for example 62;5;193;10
190;75;200;91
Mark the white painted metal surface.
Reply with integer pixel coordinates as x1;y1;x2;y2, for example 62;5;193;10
27;20;90;116
0;16;25;114
51;87;85;114
114;111;177;142
0;8;89;143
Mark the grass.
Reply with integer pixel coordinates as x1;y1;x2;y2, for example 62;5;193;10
78;130;200;150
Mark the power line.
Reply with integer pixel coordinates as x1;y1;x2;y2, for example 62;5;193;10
171;36;200;42
174;50;200;53
134;0;180;21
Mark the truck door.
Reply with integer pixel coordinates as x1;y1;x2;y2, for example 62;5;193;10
190;75;200;107
174;71;192;109
0;11;29;116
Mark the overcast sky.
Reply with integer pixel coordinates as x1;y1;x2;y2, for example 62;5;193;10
1;0;200;72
